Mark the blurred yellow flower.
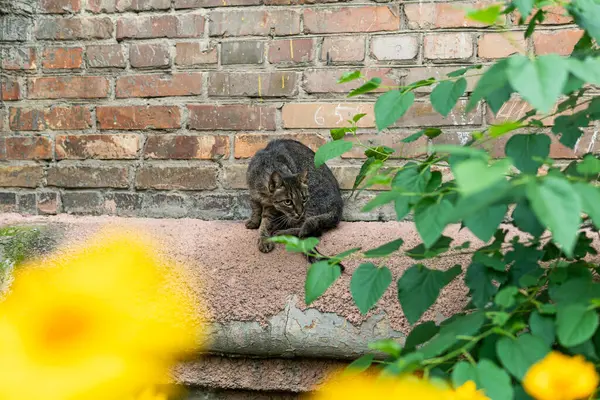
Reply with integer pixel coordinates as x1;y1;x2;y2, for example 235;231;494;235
523;351;599;400
453;381;490;400
0;233;203;400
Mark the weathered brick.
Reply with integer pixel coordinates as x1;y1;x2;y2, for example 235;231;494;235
304;6;400;34
37;192;60;215
223;164;248;189
28;76;109;99
175;0;260;7
209;10;300;36
394;100;481;127
117;14;204;39
188;193;243;220
62;192;104;215
268;38;313;64
321;36;366;62
47;165;129;188
1;79;21;101
478;33;527;58
144;135;230;159
404;66;479;93
188;105;276;131
56;134;140;159
0;16;33;42
371;35;419;61
87;0;171;12
129;43;171;68
143;193;187;218
264;0;342;4
116;73;203;98
303;68;399;94
40;0;81;13
9;106;91;131
222;41;264;65
97;106;181;130
515;6;572;25
2;48;37;70
486;98;588;127
104;192;143;217
17;193;37;214
234;134;326;158
424;33;474;60
282;103;374;128
0;192;17;213
3;137;52;160
175;42;218;66
343;134;428;159
404;1;502;29
533;29;584;56
86;44;126;68
0;166;43;188
42;47;84;69
36;17;113;40
136;165;218;190
208;72;298;97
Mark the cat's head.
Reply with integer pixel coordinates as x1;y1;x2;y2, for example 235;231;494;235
268;170;309;221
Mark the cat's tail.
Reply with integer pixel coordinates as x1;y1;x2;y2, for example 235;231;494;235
306;247;345;273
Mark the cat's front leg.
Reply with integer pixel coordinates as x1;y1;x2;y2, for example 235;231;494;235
245;198;263;229
257;207;276;253
272;227;302;237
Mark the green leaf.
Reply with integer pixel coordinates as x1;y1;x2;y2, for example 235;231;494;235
505;133;551;174
495;286;518;309
401;131;425;143
467;59;510;112
314;140;353;168
338;71;361;83
364;238;404;258
487;83;515;115
489;120;524;138
351;263;393;314
353;113;367;123
365;145;395;160
467;4;502;24
362;190;403;212
447;65;482;78
330;127;351;140
404;321;439;352
497;335;550;380
348;77;382;97
397;264;461;324
514;0;534;18
414;198;453;248
454;158;511;197
567;0;600;43
529;311;556;347
526;177;582;257
573;182;600;229
556;303;599;347
466;263;501;308
269;235;319;253
473;251;506;272
375;90;415;131
405;236;453;260
507;54;569;114
406;78;436;91
430;78;467;117
475;360;514;400
577;154;600;174
305;261;342;304
552;113;589;149
452;361;477;387
368;338;402;358
392;163;429;199
352;157;381;192
421;312;486;358
464;204;508;242
513;201;545;237
425;171;442;192
395;197;410;221
568;57;600;85
345;354;375;373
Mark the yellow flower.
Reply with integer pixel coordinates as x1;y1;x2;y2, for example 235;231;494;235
0;233;204;400
453;381;490;400
523;351;599;400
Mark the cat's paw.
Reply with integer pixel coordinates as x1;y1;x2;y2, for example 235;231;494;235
245;219;260;229
258;238;275;253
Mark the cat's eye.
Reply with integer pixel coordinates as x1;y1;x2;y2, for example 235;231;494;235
283;200;292;206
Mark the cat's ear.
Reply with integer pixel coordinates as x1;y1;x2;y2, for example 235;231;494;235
269;171;283;192
299;169;308;185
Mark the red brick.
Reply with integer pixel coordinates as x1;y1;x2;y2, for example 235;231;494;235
282;103;374;128
87;0;170;12
264;0;342;4
303;68;399;94
234;134;326;158
175;42;218;66
209;10;300;36
404;1;503;29
9;106;91;131
86;44;126;68
56;134;140;159
117;14;204;39
42;47;83;69
144;135;230;159
135;165;218;190
222;164;248;189
36;17;113;39
371;35;419;61
116;73;203;98
221;41;264;65
97;106;181;130
86;0;116;12
320;36;366;62
269;38;314;64
2;48;37;70
1;79;21;101
47;165;129;188
28;76;109;99
208;72;298;97
486;98;587;126
395;100;481;127
478;33;526;59
303;6;400;34
175;0;259;7
342;134;427;159
187;104;276;131
2;137;53;160
424;33;474;60
0;166;43;188
129;43;170;68
37;192;59;215
40;0;81;13
533;29;584;56
516;6;572;25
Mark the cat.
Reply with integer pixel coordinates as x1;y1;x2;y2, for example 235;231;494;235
245;139;344;269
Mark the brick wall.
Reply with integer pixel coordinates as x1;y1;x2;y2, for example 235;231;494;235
0;0;594;219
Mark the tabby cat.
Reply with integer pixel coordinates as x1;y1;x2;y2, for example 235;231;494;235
245;139;344;267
